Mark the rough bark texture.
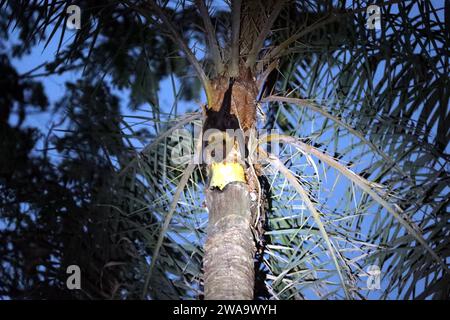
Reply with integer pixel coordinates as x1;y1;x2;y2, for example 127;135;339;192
202;71;258;300
208;71;258;132
204;182;256;300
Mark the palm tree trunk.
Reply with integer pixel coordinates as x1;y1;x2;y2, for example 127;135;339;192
202;72;258;300
203;182;255;300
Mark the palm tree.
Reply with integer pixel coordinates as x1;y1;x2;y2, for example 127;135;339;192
2;0;448;299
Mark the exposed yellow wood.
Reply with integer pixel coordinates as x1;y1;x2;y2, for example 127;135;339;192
209;162;246;190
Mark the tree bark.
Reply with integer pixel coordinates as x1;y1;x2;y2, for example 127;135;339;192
203;182;255;300
202;73;258;299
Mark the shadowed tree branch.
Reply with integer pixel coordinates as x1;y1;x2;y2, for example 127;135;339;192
230;0;242;77
196;0;224;75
